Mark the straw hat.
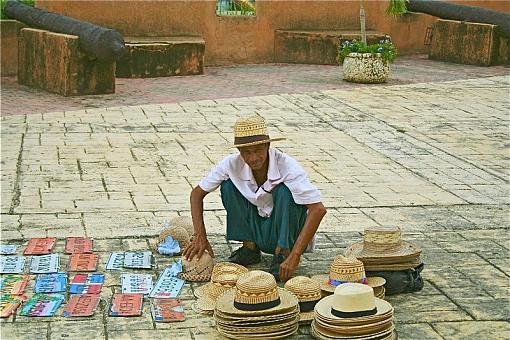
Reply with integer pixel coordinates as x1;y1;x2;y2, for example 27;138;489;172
345;226;421;260
179;251;214;282
311;256;386;294
284;276;322;323
169;215;194;236
215;270;298;315
158;226;191;251
232;115;285;148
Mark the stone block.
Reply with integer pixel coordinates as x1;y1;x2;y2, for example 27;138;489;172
429;19;509;66
18;28;115;96
116;36;205;78
274;30;387;65
1;20;27;76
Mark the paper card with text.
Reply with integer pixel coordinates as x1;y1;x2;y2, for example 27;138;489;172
0;256;26;274
34;273;67;293
69;273;104;294
149;265;184;299
20;293;65;317
24;238;56;255
121;274;153;295
0;274;30;295
0;245;18;255
106;252;124;270
109;293;143;316
69;253;98;272
65;237;94;254
0;295;24;318
30;254;60;274
63;294;100;317
151;298;185;322
123;252;152;269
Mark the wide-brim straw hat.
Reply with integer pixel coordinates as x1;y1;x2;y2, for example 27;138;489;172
231;115;285;148
178;251;214;282
158;226;191;251
169;215;194;236
311;274;386;294
311;320;396;340
216;287;298;316
284;276;321;323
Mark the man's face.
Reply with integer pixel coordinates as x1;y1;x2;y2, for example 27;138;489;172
238;143;269;171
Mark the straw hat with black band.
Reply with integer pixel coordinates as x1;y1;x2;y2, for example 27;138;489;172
284;276;322;323
232;115;285;148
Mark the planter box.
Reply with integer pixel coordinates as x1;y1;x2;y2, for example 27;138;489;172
116;36;205;78
1;20;26;76
18;28;115;96
274;30;387;65
429;19;509;66
343;53;390;83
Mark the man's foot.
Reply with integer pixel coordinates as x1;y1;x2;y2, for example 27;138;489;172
227;246;261;266
269;253;286;282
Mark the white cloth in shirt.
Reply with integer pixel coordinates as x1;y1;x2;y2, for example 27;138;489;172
198;148;321;218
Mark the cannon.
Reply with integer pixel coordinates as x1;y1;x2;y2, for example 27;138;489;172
4;0;126;62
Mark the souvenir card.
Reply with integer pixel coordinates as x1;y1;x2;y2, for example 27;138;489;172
0;274;30;295
20;293;65;317
123;252;152;269
30;254;60;274
0;245;18;255
24;238;56;255
0;256;26;274
106;252;124;270
109;293;143;316
34;273;67;293
151;298;185;322
149;265;184;298
121;274;153;295
69;273;104;294
0;295;24;318
63;294;100;317
69;253;98;272
65;237;93;254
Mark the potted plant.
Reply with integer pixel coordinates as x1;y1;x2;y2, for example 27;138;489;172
338;0;407;83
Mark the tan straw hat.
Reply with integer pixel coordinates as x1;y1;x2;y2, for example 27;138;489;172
215;270;298;315
232;115;285;148
345;226;421;260
311;256;386;294
179;251;214;282
169;215;194;236
284;276;322;323
158;226;191;251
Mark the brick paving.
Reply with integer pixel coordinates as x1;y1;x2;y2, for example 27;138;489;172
0;60;509;339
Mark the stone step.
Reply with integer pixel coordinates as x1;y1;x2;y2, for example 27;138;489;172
274;30;387;65
116;36;205;78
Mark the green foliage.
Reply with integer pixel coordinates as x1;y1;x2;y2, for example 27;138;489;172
1;0;35;20
337;37;397;65
386;0;408;17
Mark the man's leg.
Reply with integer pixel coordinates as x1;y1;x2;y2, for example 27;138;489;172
220;179;262;265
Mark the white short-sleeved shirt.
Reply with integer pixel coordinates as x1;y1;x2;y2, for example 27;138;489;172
199;148;321;218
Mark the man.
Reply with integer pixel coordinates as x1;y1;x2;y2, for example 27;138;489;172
183;115;326;282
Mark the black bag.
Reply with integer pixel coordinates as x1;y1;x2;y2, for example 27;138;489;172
367;263;424;295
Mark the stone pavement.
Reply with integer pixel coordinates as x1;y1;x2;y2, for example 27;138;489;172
0;65;509;339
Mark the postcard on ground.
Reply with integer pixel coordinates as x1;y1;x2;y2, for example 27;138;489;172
149;266;184;298
0;245;18;255
65;237;94;254
63;294;100;317
0;274;30;295
24;238;56;255
109;293;143;316
121;274;153;295
0;256;26;274
34;273;67;293
0;295;24;318
151;298;185;322
69;253;98;272
106;252;124;270
30;254;60;274
20;293;65;317
69;273;104;294
123;251;152;269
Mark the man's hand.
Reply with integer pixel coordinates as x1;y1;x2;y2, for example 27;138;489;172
182;233;214;261
279;253;300;282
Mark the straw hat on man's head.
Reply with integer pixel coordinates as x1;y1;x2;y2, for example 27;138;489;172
284;276;322;323
232;115;285;148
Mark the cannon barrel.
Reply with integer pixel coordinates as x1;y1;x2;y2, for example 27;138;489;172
407;0;510;38
5;0;126;62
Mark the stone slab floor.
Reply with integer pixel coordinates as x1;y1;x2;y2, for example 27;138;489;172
1;72;509;339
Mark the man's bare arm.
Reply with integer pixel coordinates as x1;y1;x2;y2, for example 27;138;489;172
182;185;214;260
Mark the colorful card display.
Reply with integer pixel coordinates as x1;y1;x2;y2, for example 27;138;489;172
0;295;24;318
151;298;185;322
69;253;98;272
149;264;184;299
34;273;67;293
109;293;143;316
65;237;94;254
63;294;100;317
106;252;124;270
121;274;153;295
0;245;18;255
123;252;152;269
20;293;65;317
0;256;26;274
0;274;30;295
24;238;56;255
30;254;60;274
69;273;104;294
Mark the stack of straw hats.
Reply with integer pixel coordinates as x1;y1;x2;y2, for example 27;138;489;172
178;251;214;282
345;226;422;271
311;255;386;299
284;276;322;324
311;283;396;340
192;262;249;314
158;216;194;253
214;270;299;339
